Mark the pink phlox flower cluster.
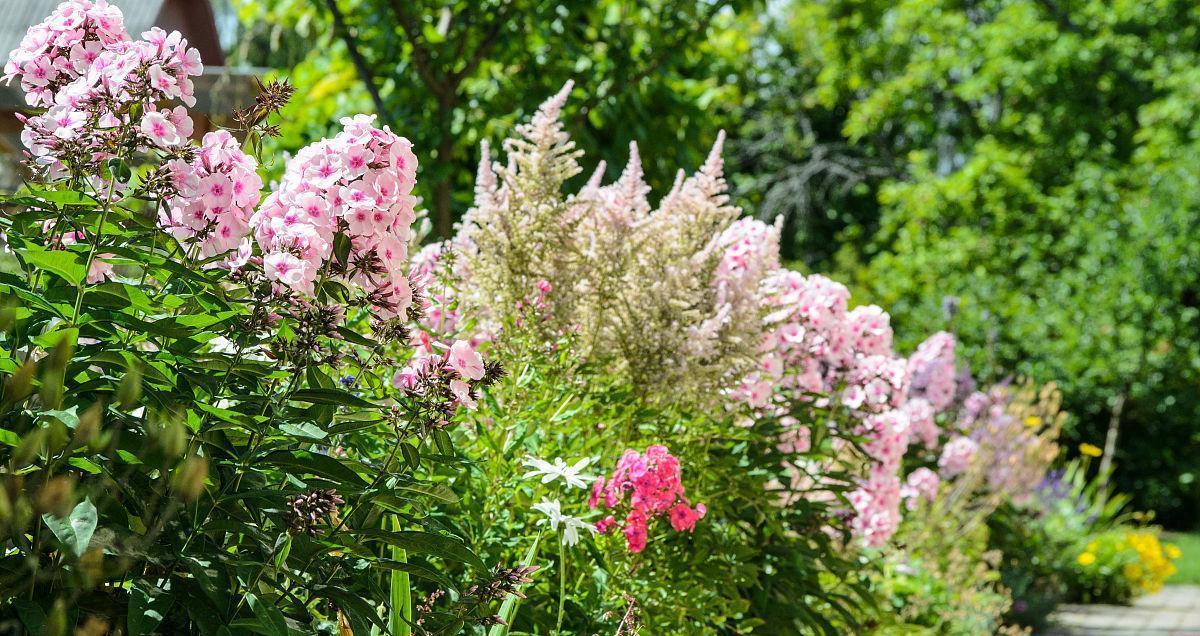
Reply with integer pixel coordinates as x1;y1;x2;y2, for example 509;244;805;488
845;305;893;357
161;130;262;262
903;397;939;450
938;435;979;478
43;219;112;283
3;0;128;107
9;3;203;178
589;445;706;553
906;331;958;412
847;465;901;548
251;115;418;317
711;218;780;309
841;354;908;414
900;467;940;510
859;409;911;472
688;217;781;374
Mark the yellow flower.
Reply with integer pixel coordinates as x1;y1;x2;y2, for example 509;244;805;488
1166;544;1182;560
1024;415;1042;427
1078;552;1097;566
1124;563;1143;580
1079;443;1103;457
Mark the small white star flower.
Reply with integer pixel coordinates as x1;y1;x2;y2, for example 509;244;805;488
531;498;596;547
522;455;595;490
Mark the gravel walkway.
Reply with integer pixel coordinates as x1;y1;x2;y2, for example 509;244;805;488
1043;586;1200;635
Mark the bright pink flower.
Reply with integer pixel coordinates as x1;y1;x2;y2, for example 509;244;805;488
590;445;704;553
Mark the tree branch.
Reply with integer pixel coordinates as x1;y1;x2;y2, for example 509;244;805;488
450;2;513;86
320;0;392;124
388;0;453;103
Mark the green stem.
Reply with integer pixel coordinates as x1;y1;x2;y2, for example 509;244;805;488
71;175;118;325
555;548;566;635
389;514;412;636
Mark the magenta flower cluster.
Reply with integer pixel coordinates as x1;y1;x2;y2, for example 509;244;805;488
588;445;706;553
251;114;418;317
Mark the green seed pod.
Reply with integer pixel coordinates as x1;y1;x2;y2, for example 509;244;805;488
156;417;187;459
117;364;142;411
173;456;209;502
4;359;36;405
34;475;76;517
75;401;103;448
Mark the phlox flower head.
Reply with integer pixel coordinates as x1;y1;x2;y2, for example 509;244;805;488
907;331;958;412
3;0;129;108
160;130;261;262
938;435;979;478
900;467;940;510
10;4;204;180
847;465;901;548
589;445;705;553
250;114;419;318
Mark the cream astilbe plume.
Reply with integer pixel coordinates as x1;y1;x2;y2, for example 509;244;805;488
454;87;767;406
457;81;587;334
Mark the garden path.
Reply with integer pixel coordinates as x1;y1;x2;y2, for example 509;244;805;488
1044;585;1200;635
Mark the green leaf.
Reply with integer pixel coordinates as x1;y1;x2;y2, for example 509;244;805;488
290;388;376;408
128;581;171;636
0;429;20;447
262;450;368;486
18;247;87;287
279;421;328;440
68;457;102;474
41;497;98;557
13;598;47;635
41;407;79;429
246;593;288;636
389;515;412;636
360;529;486;571
395;482;457;504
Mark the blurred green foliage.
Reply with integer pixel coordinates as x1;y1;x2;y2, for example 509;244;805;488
743;0;1200;528
229;0;757;238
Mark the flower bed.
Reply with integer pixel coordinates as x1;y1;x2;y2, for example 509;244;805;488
0;3;1179;634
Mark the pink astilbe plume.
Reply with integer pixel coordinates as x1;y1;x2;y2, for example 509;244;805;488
454;84;753;405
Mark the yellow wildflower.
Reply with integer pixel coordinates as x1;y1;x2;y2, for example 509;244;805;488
1166;544;1182;560
1024;415;1042;427
1079;443;1103;457
1078;552;1097;566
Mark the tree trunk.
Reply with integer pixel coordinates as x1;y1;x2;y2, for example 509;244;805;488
1098;390;1126;484
433;100;455;239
